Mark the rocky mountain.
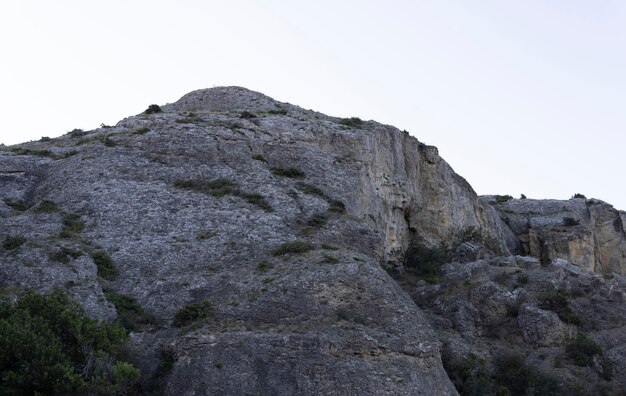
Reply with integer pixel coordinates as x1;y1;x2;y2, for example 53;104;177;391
1;87;625;395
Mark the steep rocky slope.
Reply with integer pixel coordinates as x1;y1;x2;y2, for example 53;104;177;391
2;87;625;395
0;86;518;395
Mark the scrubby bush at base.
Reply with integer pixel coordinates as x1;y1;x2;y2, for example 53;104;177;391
0;289;139;395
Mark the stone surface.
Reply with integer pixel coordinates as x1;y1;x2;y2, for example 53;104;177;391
0;87;472;395
487;197;626;274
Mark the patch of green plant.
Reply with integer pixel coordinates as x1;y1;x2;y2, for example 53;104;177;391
39;136;52;142
145;349;176;394
173;178;235;196
68;128;86;137
515;274;529;287
306;213;327;228
520;194;527;199
49;246;83;264
403;239;450;283
175;116;200;124
321;244;338;250
538;288;582;325
10;147;54;158
238;192;273;211
566;332;603;367
256;260;272;272
252;154;266;162
271;167;305;178
492;195;513;204
3;198;31;211
173;178;272;211
34;199;58;213
572;193;586;199
328;199;346;214
442;350;495;395
133;126;150;135
0;289;138;395
563;217;580;226
493;352;559;395
338;117;363;127
240;111;256;119
456;226;482;244
172;301;213;328
295;182;327;198
2;235;25;251
268;109;288;115
273;240;314;256
321;255;339;264
144;104;162;114
103;137;117;147
60;213;85;238
91;250;118;280
196;231;216;240
104;289;157;331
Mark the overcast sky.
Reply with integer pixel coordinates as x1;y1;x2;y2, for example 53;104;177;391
1;1;625;210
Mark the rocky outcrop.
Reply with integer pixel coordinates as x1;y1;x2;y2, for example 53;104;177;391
411;255;626;394
0;86;525;395
486;197;626;274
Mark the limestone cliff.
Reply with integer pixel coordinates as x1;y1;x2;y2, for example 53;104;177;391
0;86;518;395
487;196;626;274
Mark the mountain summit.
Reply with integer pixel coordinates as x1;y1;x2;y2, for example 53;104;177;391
2;87;626;395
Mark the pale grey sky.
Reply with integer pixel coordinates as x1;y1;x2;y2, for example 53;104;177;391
1;1;625;209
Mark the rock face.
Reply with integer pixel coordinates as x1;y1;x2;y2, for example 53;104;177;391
487;197;626;274
3;86;626;395
0;86;525;395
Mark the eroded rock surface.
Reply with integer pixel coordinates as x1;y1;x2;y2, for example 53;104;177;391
486;197;626;274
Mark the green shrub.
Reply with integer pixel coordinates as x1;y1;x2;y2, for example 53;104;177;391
34;199;58;213
515;274;529;287
296;182;327;198
252;154;266;162
306;213;327;228
0;289;136;395
442;350;495;396
566;332;602;367
103;137;117;147
196;231;216;240
338;117;363;127
271;167;305;178
321;255;339;264
173;178;235;196
144;104;162;114
172;301;213;327
240;111;256;119
238;192;273;211
493;352;559;395
403;240;450;283
268;109;288;115
328;199;346;214
10;147;55;158
492;195;513;204
49;246;82;264
572;193;586;199
68;128;86;137
104;289;156;331
91;250;118;280
3;198;30;211
538;288;582;325
133;127;150;135
60;213;85;238
563;217;580;226
273;240;314;256
172;178;272;211
2;235;25;251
